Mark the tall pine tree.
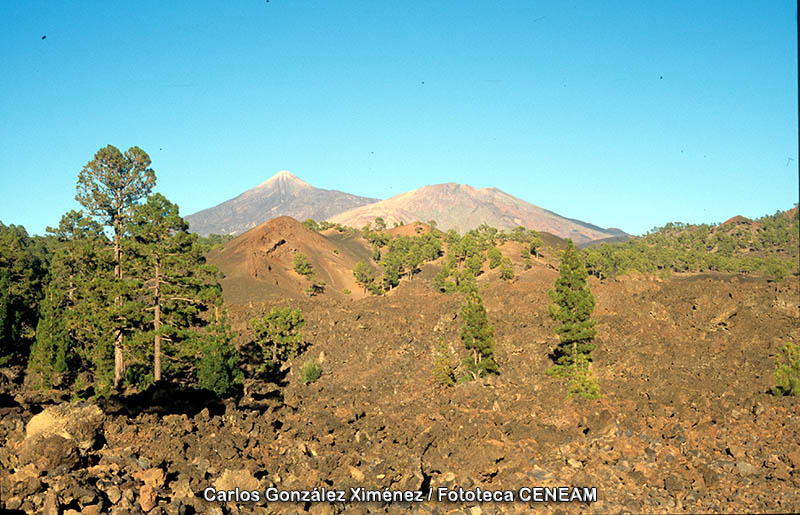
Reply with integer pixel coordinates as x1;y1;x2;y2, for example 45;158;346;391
128;194;224;384
76;145;156;388
460;291;498;379
28;211;109;387
548;239;597;370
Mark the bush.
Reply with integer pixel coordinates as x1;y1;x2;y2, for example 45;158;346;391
432;338;455;386
301;359;322;385
499;257;514;280
197;337;242;396
293;253;314;277
250;308;305;370
772;342;799;396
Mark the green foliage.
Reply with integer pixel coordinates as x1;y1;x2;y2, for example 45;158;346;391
566;354;601;399
353;260;376;293
549;240;597;369
771;342;800;396
363;229;442;292
250;307;305;370
342;288;351;295
581;208;799;281
196;311;242;397
129;194;223;383
301;359;322;385
28;292;71;387
460;291;498;379
499;257;514;280
302;219;320;232
194;233;234;253
0;222;48;364
75;145;157;389
27;211;110;390
292;253;314;277
432;338;456;386
487;246;502;269
529;233;543;257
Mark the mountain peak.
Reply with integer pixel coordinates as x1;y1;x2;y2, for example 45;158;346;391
258;170;311;189
185;172;379;236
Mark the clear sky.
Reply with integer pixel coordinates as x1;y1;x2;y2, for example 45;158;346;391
1;0;797;236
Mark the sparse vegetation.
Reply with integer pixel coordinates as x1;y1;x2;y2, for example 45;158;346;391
292;253;314;277
301;359;322;385
582;209;799;281
771;341;799;396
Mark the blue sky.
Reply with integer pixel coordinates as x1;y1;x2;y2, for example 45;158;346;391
1;0;797;236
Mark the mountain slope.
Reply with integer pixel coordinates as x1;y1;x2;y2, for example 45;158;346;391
185;171;379;236
328;182;623;244
205;216;373;304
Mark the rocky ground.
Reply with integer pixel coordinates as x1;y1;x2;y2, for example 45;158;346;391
1;266;798;514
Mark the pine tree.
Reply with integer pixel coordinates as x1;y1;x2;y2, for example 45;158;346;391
129;194;221;383
250;307;305;372
487;246;502;269
0;223;47;364
548;239;597;370
292;253;314;277
353;260;376;293
499;257;514;280
432;338;456;386
196;308;242;396
28;211;107;387
76;145;156;388
460;291;498;379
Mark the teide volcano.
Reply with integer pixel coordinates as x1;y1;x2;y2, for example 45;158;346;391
185;171;379;236
328;183;626;245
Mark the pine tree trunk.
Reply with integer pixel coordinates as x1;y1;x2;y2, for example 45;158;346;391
113;213;124;389
572;340;578;375
154;256;161;382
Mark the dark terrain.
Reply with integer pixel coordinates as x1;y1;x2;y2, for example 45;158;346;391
1;243;798;513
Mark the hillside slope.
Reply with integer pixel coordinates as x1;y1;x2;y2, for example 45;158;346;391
328;182;623;245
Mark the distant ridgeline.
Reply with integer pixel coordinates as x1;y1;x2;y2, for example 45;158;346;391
580;208;799;281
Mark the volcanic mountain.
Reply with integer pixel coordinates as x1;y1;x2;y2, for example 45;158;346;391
328;182;626;245
185;171;380;236
205;216;374;304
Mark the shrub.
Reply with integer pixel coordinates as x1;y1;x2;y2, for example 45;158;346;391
250;308;305;369
487;246;502;269
197;337;242;396
432;338;455;386
301;359;322;385
293;253;314;277
772;342;799;396
499;257;514;280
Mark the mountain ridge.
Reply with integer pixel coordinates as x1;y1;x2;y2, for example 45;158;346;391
185;171;380;236
328;182;624;244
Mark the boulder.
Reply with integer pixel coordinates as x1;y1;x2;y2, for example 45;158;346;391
17;403;104;472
